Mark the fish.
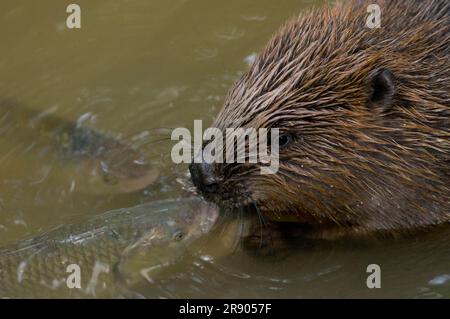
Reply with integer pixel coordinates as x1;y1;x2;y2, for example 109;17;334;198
0;98;158;194
0;197;220;298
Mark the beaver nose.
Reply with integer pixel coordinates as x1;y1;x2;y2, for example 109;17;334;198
189;162;219;194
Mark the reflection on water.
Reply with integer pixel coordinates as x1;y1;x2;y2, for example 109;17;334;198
0;0;449;298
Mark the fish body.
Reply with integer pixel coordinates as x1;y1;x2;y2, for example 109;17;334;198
0;99;158;194
0;198;219;298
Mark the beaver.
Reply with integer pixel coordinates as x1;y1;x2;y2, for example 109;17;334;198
190;0;449;241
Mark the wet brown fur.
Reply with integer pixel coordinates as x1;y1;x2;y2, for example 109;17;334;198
209;0;450;239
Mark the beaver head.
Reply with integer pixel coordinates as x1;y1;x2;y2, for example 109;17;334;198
190;0;450;234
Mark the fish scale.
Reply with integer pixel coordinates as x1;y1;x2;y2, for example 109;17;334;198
0;198;219;298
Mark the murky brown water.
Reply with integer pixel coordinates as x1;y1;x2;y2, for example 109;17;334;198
0;0;449;298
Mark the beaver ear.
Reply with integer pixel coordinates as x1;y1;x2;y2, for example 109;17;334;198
367;68;396;110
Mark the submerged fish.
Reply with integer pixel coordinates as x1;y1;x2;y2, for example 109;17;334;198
0;99;158;194
0;198;219;298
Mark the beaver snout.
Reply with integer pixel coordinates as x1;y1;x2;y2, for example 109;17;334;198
189;162;220;195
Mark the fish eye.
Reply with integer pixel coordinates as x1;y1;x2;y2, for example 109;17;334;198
279;132;293;148
172;231;185;241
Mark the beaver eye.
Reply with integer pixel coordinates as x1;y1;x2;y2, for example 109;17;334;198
172;231;185;241
278;133;293;148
